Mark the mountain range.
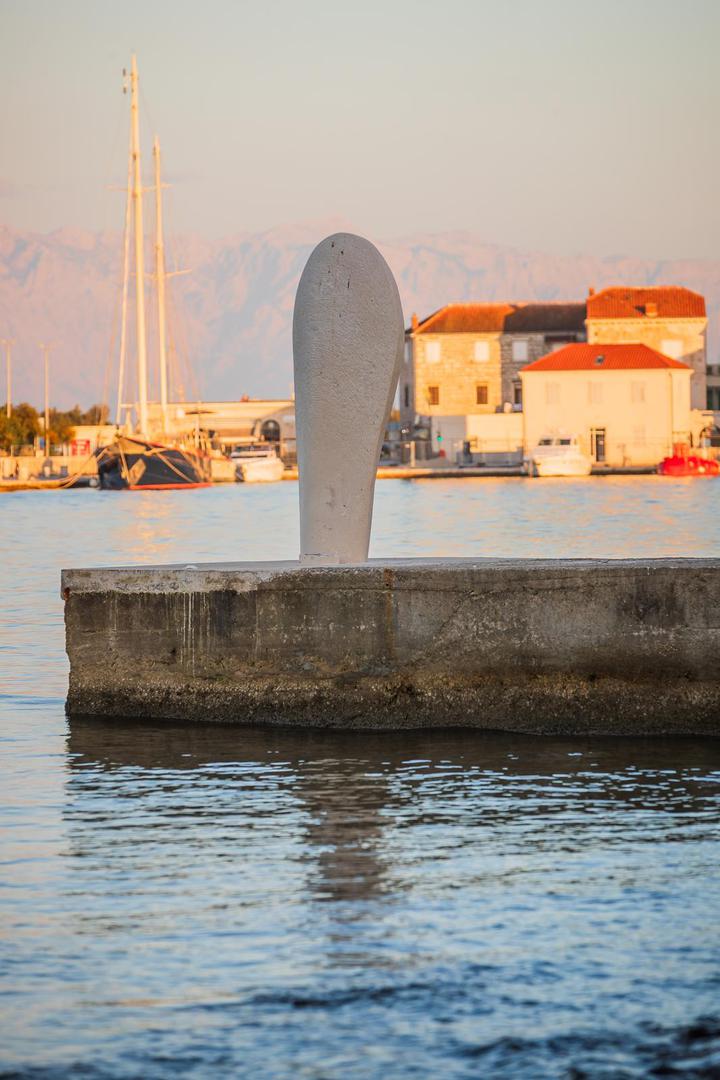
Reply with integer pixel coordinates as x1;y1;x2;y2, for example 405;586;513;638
1;221;719;409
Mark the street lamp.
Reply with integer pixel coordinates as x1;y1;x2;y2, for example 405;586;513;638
0;338;13;418
38;342;55;455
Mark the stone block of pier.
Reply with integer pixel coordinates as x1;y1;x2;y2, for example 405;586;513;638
62;558;720;734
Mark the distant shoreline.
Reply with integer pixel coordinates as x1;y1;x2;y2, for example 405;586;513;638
0;465;664;492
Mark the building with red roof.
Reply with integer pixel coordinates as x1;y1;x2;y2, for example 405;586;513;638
585;286;707;409
398;287;709;466
521;343;693;467
522;342;690;373
400;302;586;454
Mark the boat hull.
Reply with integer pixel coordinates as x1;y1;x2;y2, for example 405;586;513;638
233;455;285;483
98;441;212;490
533;458;592;477
659;457;719;477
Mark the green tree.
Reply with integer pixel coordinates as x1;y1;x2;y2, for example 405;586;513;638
81;403;109;424
0;403;40;452
47;408;76;447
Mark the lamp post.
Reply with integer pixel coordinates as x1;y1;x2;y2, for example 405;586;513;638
0;338;13;418
39;342;54;455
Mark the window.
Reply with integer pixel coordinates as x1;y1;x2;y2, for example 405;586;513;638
261;419;280;442
545;382;560;405
403;385;410;408
512;339;529;362
476;384;488;405
587;382;603;404
474;340;490;362
513;383;523;406
631;381;646;404
425;341;441;363
661;339;683;360
428;386;439;406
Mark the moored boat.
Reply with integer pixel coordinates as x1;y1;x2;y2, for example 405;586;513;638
658;443;720;477
101;57;211;490
231;445;285;483
528;435;592;477
98;436;211;490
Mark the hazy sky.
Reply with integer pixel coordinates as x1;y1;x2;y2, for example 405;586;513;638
1;0;719;258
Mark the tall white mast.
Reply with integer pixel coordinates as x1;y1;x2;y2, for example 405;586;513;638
115;128;132;427
153;135;169;435
129;55;149;436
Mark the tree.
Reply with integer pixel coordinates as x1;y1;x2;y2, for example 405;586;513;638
0;403;40;452
47;409;76;447
81;403;109;424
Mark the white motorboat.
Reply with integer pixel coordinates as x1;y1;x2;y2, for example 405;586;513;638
231;445;285;483
528;435;592;477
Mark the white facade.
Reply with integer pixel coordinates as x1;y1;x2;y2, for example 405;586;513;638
521;368;692;466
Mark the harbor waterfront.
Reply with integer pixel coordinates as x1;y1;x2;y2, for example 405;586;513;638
1;477;720;1077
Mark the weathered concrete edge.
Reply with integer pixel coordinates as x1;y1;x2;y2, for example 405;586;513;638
62;558;720;735
65;674;720;736
61;556;720;595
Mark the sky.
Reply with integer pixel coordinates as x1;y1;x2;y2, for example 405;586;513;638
1;0;719;258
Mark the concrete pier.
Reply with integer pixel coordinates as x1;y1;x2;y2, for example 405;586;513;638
63;558;720;734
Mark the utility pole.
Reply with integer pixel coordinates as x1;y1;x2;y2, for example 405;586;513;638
0;338;13;418
39;342;53;455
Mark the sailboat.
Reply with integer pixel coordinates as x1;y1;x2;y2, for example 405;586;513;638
98;56;212;491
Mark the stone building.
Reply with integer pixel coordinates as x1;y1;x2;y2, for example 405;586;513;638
520;343;692;467
400;302;586;452
707;361;720;413
146;399;296;457
586;286;707;410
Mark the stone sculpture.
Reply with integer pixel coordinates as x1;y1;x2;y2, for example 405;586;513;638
293;233;404;564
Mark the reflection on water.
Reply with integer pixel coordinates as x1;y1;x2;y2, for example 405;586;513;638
1;721;717;1077
1;481;720;1077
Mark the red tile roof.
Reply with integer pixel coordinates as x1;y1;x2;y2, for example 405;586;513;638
414;302;586;334
523;343;691;372
587;286;705;320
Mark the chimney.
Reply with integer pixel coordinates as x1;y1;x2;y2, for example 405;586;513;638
645;302;658;318
588;286;595;296
411;312;419;331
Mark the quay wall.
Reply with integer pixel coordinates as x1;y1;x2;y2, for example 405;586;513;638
63;558;720;735
1;453;98;481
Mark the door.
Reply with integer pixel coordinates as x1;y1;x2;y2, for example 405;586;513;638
591;427;606;463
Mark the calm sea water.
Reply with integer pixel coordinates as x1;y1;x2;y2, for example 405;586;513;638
1;477;719;1078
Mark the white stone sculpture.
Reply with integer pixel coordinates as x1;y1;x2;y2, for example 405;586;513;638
293;233;404;565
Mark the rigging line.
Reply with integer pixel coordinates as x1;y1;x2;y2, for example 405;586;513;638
58;446;111;488
94;90;128;416
138;82;159;156
167;287;200;402
114;444;201;485
146;445;197;480
118;442;129;482
115;133;133;425
101;252;124;424
157;166;200;405
99;85;126;205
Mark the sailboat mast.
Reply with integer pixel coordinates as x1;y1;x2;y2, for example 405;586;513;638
153;135;169;435
129;55;149;436
115;131;132;427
